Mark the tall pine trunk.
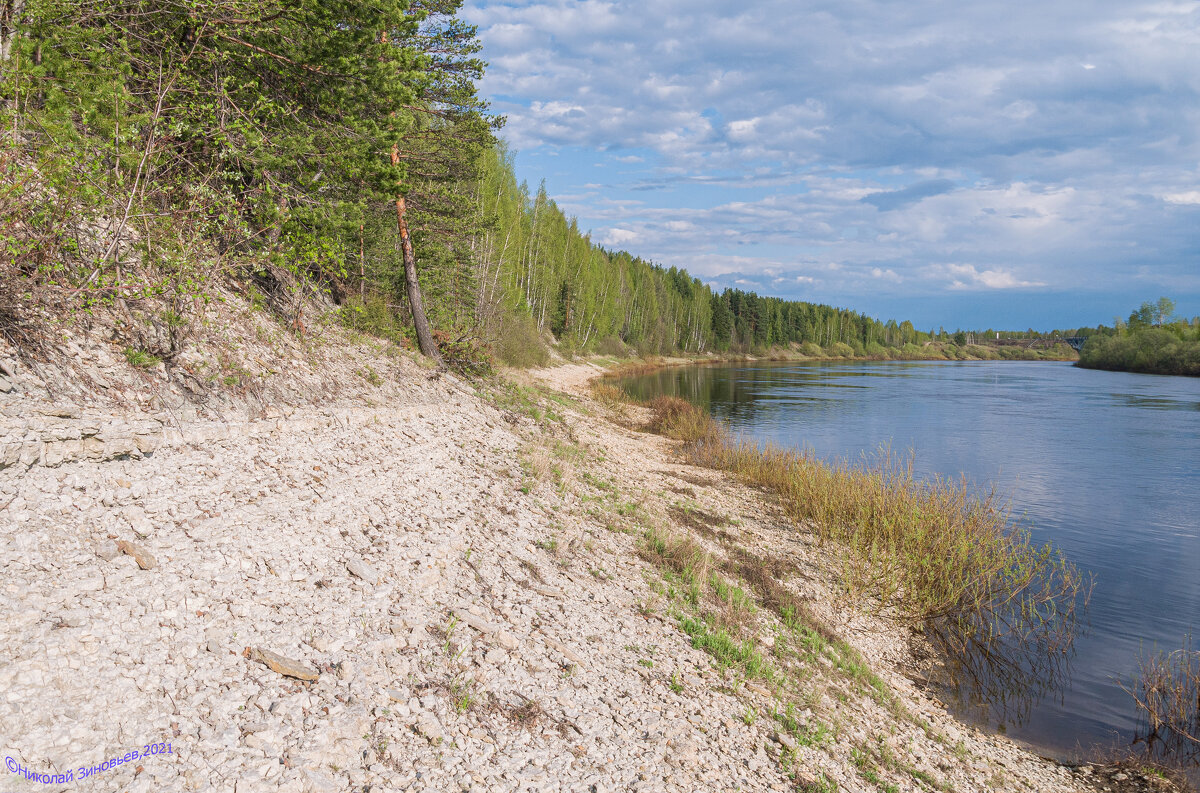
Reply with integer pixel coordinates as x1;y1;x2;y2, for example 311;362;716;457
393;144;441;363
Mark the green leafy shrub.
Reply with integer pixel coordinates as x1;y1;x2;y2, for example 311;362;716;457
494;308;549;368
864;341;889;359
596;335;628;357
1080;328;1200;376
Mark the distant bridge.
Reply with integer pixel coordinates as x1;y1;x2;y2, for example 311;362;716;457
971;335;1088;353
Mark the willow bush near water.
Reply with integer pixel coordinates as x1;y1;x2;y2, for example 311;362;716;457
642;396;1087;663
1126;639;1200;759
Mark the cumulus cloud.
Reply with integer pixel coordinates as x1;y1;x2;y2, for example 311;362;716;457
936;264;1049;291
463;0;1200;323
600;227;638;246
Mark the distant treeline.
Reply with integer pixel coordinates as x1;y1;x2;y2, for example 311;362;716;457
470;148;1073;365
1073;299;1200;376
472;147;941;361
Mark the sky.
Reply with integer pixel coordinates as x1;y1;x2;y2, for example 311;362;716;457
460;0;1200;330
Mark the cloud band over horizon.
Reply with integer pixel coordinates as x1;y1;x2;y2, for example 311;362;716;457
463;0;1200;328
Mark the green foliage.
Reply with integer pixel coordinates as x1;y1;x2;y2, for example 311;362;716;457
595;335;628;357
3;0;493;367
469;145;937;362
340;295;408;344
679;615;773;680
1079;323;1200;376
493;307;550;367
123;347;160;368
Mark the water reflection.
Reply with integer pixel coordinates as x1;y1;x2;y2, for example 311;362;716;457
622;361;1200;764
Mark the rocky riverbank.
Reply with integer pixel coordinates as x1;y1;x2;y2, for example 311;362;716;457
0;310;1171;792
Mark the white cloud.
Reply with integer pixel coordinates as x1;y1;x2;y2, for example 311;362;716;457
1162;191;1200;205
600;228;638;246
463;0;1200;315
937;264;1048;290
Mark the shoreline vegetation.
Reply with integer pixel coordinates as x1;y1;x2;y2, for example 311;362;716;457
592;356;1199;784
591;340;1075;381
595;381;1087;673
1074;299;1200;377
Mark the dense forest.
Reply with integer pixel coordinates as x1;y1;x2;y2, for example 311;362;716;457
1075;299;1200;376
0;0;1066;371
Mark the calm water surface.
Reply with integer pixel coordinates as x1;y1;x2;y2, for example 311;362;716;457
621;360;1200;760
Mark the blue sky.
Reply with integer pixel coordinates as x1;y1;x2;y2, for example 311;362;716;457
460;0;1200;330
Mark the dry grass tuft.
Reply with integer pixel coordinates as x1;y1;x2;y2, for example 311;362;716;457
638;525;713;582
591;382;628;408
645;396;722;442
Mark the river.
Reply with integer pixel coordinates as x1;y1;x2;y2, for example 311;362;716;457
620;359;1200;763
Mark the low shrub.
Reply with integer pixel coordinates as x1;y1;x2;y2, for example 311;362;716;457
800;342;824;357
493;308;550;368
645;396;722;442
339;294;407;344
827;342;856;358
595;335;628;357
1126;638;1200;760
864;341;890;359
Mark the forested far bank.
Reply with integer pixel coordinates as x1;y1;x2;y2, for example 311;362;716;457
1075;299;1200;376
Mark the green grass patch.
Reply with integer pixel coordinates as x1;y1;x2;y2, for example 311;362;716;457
679;615;773;681
123;347;160;368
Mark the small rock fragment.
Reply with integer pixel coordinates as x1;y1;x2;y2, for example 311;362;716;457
415;715;443;742
123;506;154;537
302;768;338;793
346;557;380;585
116;540;156;569
41;405;81;419
94;540;121;561
249;647;320;682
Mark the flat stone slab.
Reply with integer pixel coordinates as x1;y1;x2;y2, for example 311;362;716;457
346;556;380;585
249;647;320;682
116;540;156;569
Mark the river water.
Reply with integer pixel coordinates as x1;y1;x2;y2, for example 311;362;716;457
620;360;1200;762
